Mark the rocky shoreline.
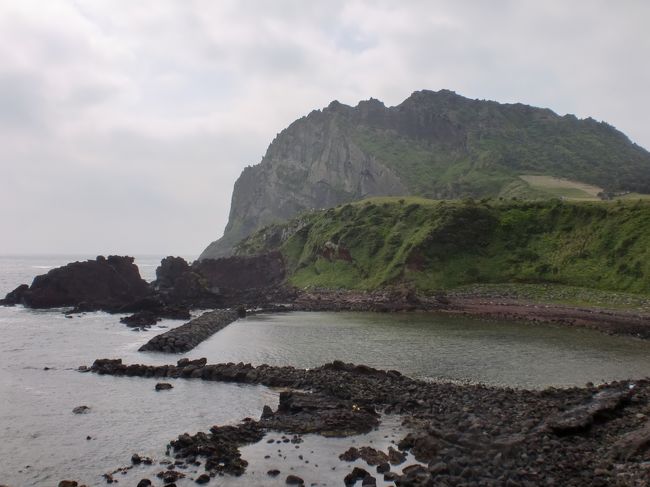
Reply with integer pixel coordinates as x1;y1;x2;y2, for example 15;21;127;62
3;254;649;341
287;289;650;340
83;358;650;486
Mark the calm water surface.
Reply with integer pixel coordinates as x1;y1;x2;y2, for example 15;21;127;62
0;256;649;486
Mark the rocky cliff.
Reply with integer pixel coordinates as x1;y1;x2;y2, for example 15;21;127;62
200;89;650;259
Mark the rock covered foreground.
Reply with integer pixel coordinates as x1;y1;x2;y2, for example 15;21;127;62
87;358;650;486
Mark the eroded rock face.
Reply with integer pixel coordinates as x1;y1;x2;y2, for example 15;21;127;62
3;256;150;309
193;252;285;291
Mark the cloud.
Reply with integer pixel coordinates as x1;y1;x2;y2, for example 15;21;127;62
0;0;648;256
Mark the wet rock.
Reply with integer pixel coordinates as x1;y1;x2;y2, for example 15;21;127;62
156;470;185;483
339;446;389;466
267;469;281;476
136;480;152;487
121;311;159;328
1;283;29;306
261;405;274;419
397;432;438;462
388;446;406;465
344;466;371;486
285;474;304;485
170;421;264;476
377;462;390;474
195;473;210;484
58;482;79;487
131;453;152;465
72;405;90;414
155;382;173;391
361;476;377;486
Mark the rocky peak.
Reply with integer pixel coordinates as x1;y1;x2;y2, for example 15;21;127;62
199;90;650;260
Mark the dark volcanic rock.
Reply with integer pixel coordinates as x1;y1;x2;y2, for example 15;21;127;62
139;309;240;353
155;382;173;391
170;421;264;476
545;388;632;435
0;283;29;305
121;310;159;328
88;358;650;486
344;467;371;486
195;473;210;484
285;474;304;485
154;256;215;305
339;446;389;465
194;252;285;291
4;256;150;309
262;391;379;437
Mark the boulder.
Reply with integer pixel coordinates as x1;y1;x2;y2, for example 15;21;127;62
121;311;159;328
545;388;632;435
285;475;304;485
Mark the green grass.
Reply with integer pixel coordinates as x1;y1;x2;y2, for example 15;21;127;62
237;198;650;296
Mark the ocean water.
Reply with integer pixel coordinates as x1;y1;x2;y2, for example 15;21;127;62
0;255;649;486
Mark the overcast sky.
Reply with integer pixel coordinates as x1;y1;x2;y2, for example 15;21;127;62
1;1;648;257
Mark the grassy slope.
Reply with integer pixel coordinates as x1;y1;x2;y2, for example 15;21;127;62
237;197;650;295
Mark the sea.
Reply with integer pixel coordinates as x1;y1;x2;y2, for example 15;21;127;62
1;255;649;486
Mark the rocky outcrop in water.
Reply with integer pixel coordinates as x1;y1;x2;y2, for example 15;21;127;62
1;256;150;309
0;253;292;315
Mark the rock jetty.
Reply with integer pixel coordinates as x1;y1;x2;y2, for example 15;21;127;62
138;309;242;353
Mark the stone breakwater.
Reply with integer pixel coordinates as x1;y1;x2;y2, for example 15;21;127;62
138;309;241;353
87;358;650;486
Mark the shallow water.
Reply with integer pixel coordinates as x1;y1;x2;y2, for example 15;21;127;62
0;256;649;485
196;311;650;389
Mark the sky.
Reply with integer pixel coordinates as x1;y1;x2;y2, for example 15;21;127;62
0;1;648;257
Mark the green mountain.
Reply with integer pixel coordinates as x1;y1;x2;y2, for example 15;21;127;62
235;198;650;294
200;90;650;259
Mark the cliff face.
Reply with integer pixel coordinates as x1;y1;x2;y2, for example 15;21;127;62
200;90;650;259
